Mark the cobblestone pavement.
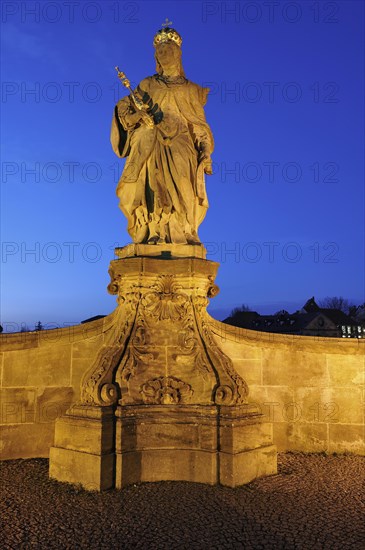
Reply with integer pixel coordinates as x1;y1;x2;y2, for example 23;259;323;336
1;453;364;549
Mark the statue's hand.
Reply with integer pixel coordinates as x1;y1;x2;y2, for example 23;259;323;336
139;111;154;128
198;147;213;175
125;111;154;128
204;159;213;175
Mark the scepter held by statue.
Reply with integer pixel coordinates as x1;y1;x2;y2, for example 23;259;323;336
115;66;154;128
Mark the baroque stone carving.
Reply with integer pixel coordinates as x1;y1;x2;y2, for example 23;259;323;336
142;275;189;321
140;376;193;404
79;257;249;408
79;290;139;406
192;291;249;405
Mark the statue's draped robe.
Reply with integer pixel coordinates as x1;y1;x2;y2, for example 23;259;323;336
111;76;214;244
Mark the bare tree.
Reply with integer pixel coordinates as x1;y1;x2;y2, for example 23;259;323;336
318;296;355;314
349;303;365;321
230;304;251;316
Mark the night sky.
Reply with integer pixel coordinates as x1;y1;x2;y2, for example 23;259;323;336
1;0;364;331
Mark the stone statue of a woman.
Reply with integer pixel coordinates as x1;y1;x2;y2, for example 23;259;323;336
111;23;214;245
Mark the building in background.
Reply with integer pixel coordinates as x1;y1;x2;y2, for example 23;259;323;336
223;298;365;338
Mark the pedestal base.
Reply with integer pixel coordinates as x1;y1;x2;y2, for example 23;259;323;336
49;406;115;491
115;404;277;488
49;404;276;490
218;406;278;487
49;253;277;490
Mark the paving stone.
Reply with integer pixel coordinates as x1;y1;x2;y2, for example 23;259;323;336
1;453;364;549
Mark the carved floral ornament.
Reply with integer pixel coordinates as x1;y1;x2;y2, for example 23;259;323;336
207;275;219;298
141;275;189;321
141;376;193;404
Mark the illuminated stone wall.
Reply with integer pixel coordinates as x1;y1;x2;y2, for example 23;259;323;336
211;319;364;455
1;312;364;459
0;315;108;459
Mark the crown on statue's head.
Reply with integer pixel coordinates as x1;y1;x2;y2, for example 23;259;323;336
153;19;182;48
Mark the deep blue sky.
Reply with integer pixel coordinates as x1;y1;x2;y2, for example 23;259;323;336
1;0;364;331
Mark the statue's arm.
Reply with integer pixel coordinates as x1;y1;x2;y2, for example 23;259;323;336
188;83;214;156
194;125;214;154
186;120;213;175
111;78;155;158
188;118;213;174
117;78;154;130
197;135;213;175
117;96;142;130
111;95;144;158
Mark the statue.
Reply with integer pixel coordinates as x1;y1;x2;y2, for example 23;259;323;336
49;21;277;492
111;21;214;245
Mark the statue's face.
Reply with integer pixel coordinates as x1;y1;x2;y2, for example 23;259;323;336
155;41;180;68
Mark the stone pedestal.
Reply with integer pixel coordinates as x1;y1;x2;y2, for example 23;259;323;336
49;247;277;490
49;405;115;491
218;406;277;487
115;404;276;488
